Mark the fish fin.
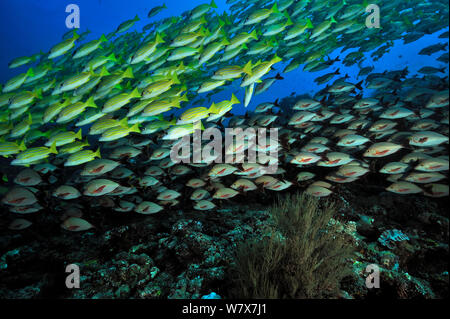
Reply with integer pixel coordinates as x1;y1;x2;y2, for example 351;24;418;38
197;26;207;37
203;27;212;37
122;67;134;79
355;80;363;91
99;34;108;43
76;128;82;140
230;93;241;105
209;103;218;114
99;66;110;77
155;32;165;44
72;29;80;41
119;118;128;127
130;123;140;134
285;16;294;27
179;93;189;103
271;2;279;14
221;37;230;46
242;61;253;75
271;54;282;64
171;73;181;84
130;88;141;99
18;140;27;151
85;96;97;108
33;88;43;99
177;61;187;72
25;68;35;78
107;53;117;62
95;147;101;159
50;142;58;154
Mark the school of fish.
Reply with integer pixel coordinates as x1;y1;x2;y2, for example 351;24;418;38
0;0;448;232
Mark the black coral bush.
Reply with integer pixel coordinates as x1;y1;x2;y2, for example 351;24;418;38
228;193;355;299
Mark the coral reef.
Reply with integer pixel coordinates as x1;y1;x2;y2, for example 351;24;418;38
0;183;448;299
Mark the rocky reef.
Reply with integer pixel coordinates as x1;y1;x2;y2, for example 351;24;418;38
0;183;448;299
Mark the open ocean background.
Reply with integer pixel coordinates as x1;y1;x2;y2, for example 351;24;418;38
1;0;448;115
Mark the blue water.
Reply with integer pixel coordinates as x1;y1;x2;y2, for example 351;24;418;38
0;0;448;115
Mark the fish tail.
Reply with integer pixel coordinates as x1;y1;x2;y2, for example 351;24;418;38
230;93;241;105
76;128;83;140
25;68;35;78
271;2;280;13
33;88;43;99
155;33;165;44
72;29;80;40
130;87;141;99
18;140;27;151
249;29;258;40
271;54;282;64
119;117;128;127
85;96;97;108
99;66;110;77
242;61;253;75
285;15;294;27
179;93;189;102
130;123;140;134
107;53;117;62
122;67;134;79
49;142;58;155
171;73;181;84
355;80;364;90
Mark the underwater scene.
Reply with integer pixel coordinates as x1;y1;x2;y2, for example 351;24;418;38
0;0;448;302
